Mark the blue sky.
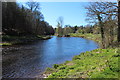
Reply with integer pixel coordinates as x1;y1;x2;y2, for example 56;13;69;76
40;2;88;27
17;1;117;28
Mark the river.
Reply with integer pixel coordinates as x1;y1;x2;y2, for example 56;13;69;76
2;36;99;78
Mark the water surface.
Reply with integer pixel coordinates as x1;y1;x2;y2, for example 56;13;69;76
2;36;99;78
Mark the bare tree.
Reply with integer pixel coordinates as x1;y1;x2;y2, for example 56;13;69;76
56;16;64;37
26;0;40;12
57;16;64;28
85;2;117;48
118;1;120;42
26;1;45;34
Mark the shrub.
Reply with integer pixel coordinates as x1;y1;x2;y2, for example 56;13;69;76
53;64;59;69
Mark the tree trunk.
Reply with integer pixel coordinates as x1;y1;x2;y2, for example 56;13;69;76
97;14;105;48
118;1;120;42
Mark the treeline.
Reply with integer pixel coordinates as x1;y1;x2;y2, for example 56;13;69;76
55;25;93;37
2;2;55;36
55;24;116;36
55;2;119;48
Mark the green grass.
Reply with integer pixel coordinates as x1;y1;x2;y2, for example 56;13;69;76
69;33;119;48
0;42;12;46
44;48;120;78
69;33;101;43
43;33;119;78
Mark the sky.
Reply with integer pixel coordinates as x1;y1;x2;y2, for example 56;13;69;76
16;0;117;28
40;2;88;27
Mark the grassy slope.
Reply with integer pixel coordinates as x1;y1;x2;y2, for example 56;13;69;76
44;33;120;78
69;33;101;44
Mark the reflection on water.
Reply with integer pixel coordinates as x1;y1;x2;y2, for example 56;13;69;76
2;36;99;78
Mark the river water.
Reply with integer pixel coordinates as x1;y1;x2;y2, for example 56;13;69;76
2;36;99;78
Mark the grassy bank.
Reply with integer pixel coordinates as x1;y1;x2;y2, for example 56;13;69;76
45;48;119;78
69;33;119;48
1;35;52;46
69;33;101;44
43;33;119;78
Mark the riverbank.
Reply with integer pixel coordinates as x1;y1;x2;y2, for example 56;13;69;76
1;35;52;46
44;48;119;78
69;33;102;47
69;33;119;48
69;33;101;42
43;33;119;78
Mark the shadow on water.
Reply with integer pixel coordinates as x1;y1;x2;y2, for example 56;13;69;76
2;36;99;78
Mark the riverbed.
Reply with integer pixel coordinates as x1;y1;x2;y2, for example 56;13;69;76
2;36;99;78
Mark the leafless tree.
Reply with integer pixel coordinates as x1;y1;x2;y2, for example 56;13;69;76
118;1;120;42
56;17;64;37
57;16;64;28
85;2;117;48
26;0;40;12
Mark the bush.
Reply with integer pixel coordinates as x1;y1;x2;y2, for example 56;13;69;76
53;64;59;69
